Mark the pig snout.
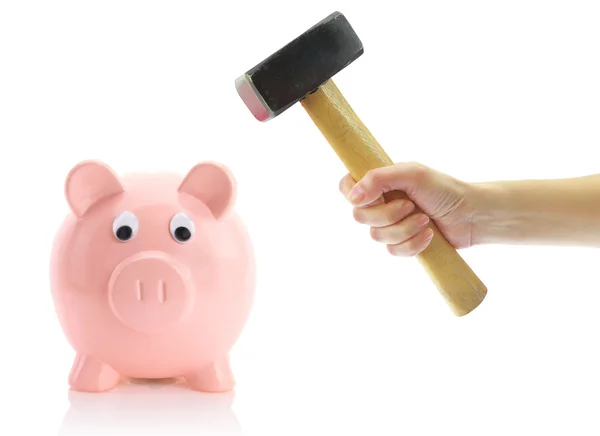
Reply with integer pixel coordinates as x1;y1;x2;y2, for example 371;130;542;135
108;251;194;334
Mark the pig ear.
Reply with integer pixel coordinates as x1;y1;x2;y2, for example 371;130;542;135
178;162;236;219
65;160;124;217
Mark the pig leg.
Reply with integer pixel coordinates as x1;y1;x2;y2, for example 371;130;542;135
68;354;121;392
185;356;235;392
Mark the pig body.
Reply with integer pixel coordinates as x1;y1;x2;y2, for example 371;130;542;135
50;160;256;393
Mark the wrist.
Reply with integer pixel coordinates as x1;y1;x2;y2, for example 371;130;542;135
467;181;514;245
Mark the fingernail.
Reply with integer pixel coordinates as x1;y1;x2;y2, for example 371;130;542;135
418;214;430;227
348;186;365;204
425;228;434;239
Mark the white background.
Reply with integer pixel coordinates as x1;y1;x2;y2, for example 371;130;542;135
1;1;600;435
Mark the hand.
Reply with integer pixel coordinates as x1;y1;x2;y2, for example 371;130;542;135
339;162;476;256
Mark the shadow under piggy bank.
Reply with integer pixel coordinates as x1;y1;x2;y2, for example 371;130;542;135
58;378;242;436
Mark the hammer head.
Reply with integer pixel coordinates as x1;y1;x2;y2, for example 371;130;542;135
235;11;363;122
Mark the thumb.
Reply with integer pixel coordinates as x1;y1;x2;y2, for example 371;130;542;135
346;163;421;206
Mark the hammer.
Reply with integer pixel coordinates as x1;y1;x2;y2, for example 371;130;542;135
234;11;487;316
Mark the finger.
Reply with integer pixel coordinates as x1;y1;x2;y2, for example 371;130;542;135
361;195;385;207
387;228;435;257
340;173;385;207
370;212;430;244
346;162;427;206
338;173;356;197
353;199;415;227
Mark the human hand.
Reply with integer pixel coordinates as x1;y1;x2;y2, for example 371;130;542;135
339;162;476;256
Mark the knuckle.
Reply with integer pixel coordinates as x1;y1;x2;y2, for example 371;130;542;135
352;207;365;223
370;226;383;242
368;170;381;184
405;239;424;256
365;167;388;186
339;174;353;194
360;168;373;179
387;238;422;257
387;243;408;257
360;170;376;188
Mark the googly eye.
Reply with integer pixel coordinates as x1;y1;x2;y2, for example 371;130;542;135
170;212;194;243
113;211;139;242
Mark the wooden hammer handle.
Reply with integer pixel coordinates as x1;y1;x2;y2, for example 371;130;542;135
300;79;487;316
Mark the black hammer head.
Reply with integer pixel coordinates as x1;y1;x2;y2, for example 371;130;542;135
235;11;363;122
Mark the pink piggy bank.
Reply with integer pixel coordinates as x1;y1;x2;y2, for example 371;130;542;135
50;160;256;393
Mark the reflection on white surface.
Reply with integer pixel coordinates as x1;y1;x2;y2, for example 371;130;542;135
58;378;242;435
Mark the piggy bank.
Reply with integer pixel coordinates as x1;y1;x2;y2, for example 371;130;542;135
49;160;256;393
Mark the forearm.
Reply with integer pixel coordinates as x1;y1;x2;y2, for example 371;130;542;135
470;174;600;246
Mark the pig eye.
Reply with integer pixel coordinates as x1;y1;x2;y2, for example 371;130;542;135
113;211;139;242
170;212;195;243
